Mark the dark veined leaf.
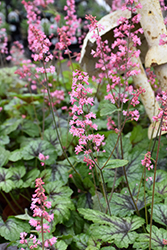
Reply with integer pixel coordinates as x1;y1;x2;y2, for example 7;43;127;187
22;120;40;137
100;192;161;217
0;216;30;241
11;165;26;188
133;225;167;250
21;139;57;164
39;169;52;183
148;204;167;227
50;163;69;184
86;237;101;250
103;133;145;189
22;169;40;188
43;129;63;158
55;224;74;245
103;133;132;158
72;234;89;250
0;146;10;167
45;181;73;204
77;193;93;209
0;168;15;192
45;181;74;225
0;118;22;135
78;208;144;249
154;180;167;198
70;210;85;235
76;177;95;209
145;170;167;189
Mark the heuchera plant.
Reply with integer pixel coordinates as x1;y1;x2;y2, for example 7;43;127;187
1;0;167;249
20;178;57;250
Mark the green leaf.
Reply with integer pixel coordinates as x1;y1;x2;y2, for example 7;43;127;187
154;180;167;198
134;225;167;250
21;139;57;164
9;149;23;162
50;163;69;184
105;159;128;169
73;234;89;250
22;169;40;188
70;210;85;235
100;247;116;250
22;120;40;137
0;146;10;167
148;204;167;227
130;125;147;144
0;118;22;135
0;135;9;145
54;240;68;250
39;169;52;183
77;193;93;209
78;209;144;248
145;170;167;189
101;192;159;217
99;102;118;116
15;209;32;221
45;181;74;225
0;168;15;192
86;237;101;250
103;134;145;189
0;216;30;241
11;165;26;188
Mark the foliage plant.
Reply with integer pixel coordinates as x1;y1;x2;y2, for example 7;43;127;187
0;0;167;249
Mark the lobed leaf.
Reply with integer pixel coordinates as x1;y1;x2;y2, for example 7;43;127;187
0;216;30;241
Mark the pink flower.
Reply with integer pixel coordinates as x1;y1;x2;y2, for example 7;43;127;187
29;219;38;227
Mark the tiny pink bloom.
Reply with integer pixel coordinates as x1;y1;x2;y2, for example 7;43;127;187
29;219;38;227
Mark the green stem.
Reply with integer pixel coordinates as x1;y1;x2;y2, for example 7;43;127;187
123;166;140;217
9;192;24;213
144;167;148;225
1;191;17;215
41;215;44;250
99;168;111;216
20;193;31;202
106;168;117;214
149;122;162;250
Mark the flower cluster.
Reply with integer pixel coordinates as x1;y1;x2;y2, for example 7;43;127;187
0;28;8;55
152;91;167;131
55;0;81;57
20;178;57;249
86;1;144;129
70;70;105;168
38;153;49;166
141;151;153;171
141;151;154;181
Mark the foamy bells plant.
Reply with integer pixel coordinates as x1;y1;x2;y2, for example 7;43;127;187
20;178;57;250
80;2;167;138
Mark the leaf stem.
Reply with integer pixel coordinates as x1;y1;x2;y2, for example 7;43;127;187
149;120;162;250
